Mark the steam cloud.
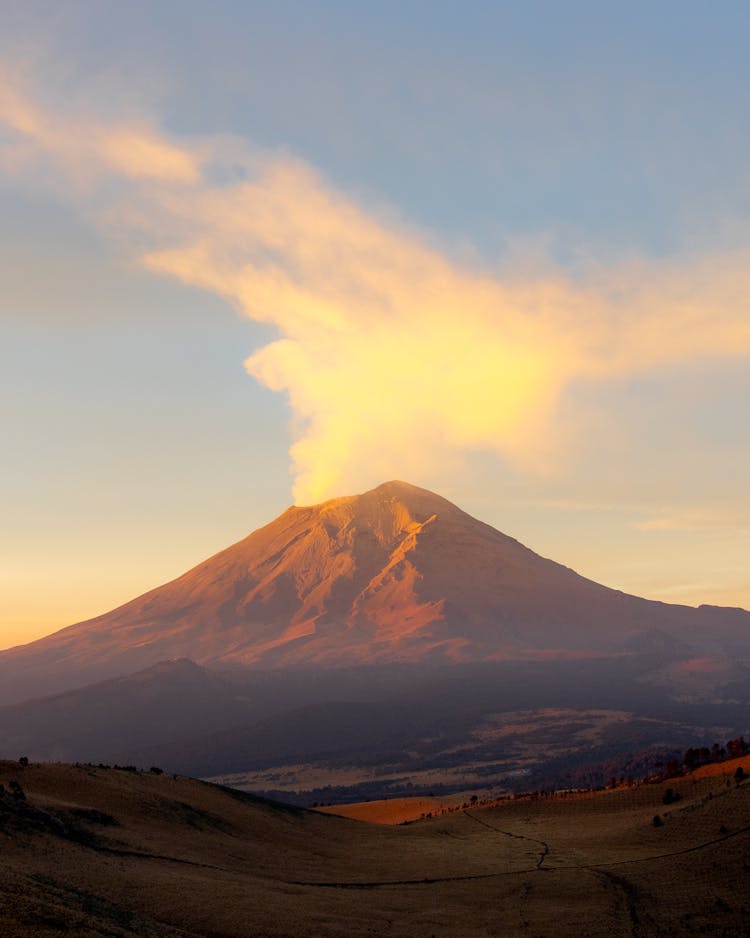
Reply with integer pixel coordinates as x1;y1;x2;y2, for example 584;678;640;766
3;65;750;503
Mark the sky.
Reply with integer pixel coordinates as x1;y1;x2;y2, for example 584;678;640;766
2;1;750;649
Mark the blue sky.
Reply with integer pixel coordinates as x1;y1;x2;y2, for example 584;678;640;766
2;1;749;646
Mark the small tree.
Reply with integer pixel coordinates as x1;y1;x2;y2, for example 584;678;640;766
727;737;747;758
666;759;682;778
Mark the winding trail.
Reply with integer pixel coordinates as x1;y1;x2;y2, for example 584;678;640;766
593;870;644;938
462;809;550;869
291;810;750;890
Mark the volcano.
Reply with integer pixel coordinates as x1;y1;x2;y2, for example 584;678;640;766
2;480;749;704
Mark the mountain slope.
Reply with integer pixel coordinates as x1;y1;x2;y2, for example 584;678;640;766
0;658;431;764
0;660;255;763
2;480;748;704
2;758;750;936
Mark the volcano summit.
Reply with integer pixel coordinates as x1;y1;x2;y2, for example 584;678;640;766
2;480;749;704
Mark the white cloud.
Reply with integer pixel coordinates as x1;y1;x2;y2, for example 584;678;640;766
3;64;750;504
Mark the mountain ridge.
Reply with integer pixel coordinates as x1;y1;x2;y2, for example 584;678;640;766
1;479;748;705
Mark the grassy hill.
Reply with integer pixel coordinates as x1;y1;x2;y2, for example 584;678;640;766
1;757;749;936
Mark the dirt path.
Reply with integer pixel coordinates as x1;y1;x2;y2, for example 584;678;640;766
462;809;550;869
291;810;750;890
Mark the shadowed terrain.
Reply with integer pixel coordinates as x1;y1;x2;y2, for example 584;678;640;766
4;656;750;804
1;477;749;935
2;481;749;706
1;757;749;936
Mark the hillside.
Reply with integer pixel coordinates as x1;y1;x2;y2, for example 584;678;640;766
1;758;749;936
2;481;749;706
7;654;750;796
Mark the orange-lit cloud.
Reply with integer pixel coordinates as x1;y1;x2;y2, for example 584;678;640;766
633;506;750;533
0;62;200;184
138;168;750;503
3;67;750;504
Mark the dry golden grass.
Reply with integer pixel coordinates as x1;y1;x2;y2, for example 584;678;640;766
1;758;749;936
317;795;460;824
691;757;749;780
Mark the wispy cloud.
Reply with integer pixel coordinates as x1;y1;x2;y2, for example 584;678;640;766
0;61;200;184
634;518;689;532
633;508;750;533
3;65;750;503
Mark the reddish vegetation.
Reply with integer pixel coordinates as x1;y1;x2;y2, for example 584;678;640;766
318;754;750;827
317;796;457;825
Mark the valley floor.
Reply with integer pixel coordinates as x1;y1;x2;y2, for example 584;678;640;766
1;759;749;936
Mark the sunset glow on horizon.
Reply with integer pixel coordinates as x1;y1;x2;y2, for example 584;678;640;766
2;2;749;648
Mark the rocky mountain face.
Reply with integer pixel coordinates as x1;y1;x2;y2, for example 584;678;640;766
1;480;748;705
